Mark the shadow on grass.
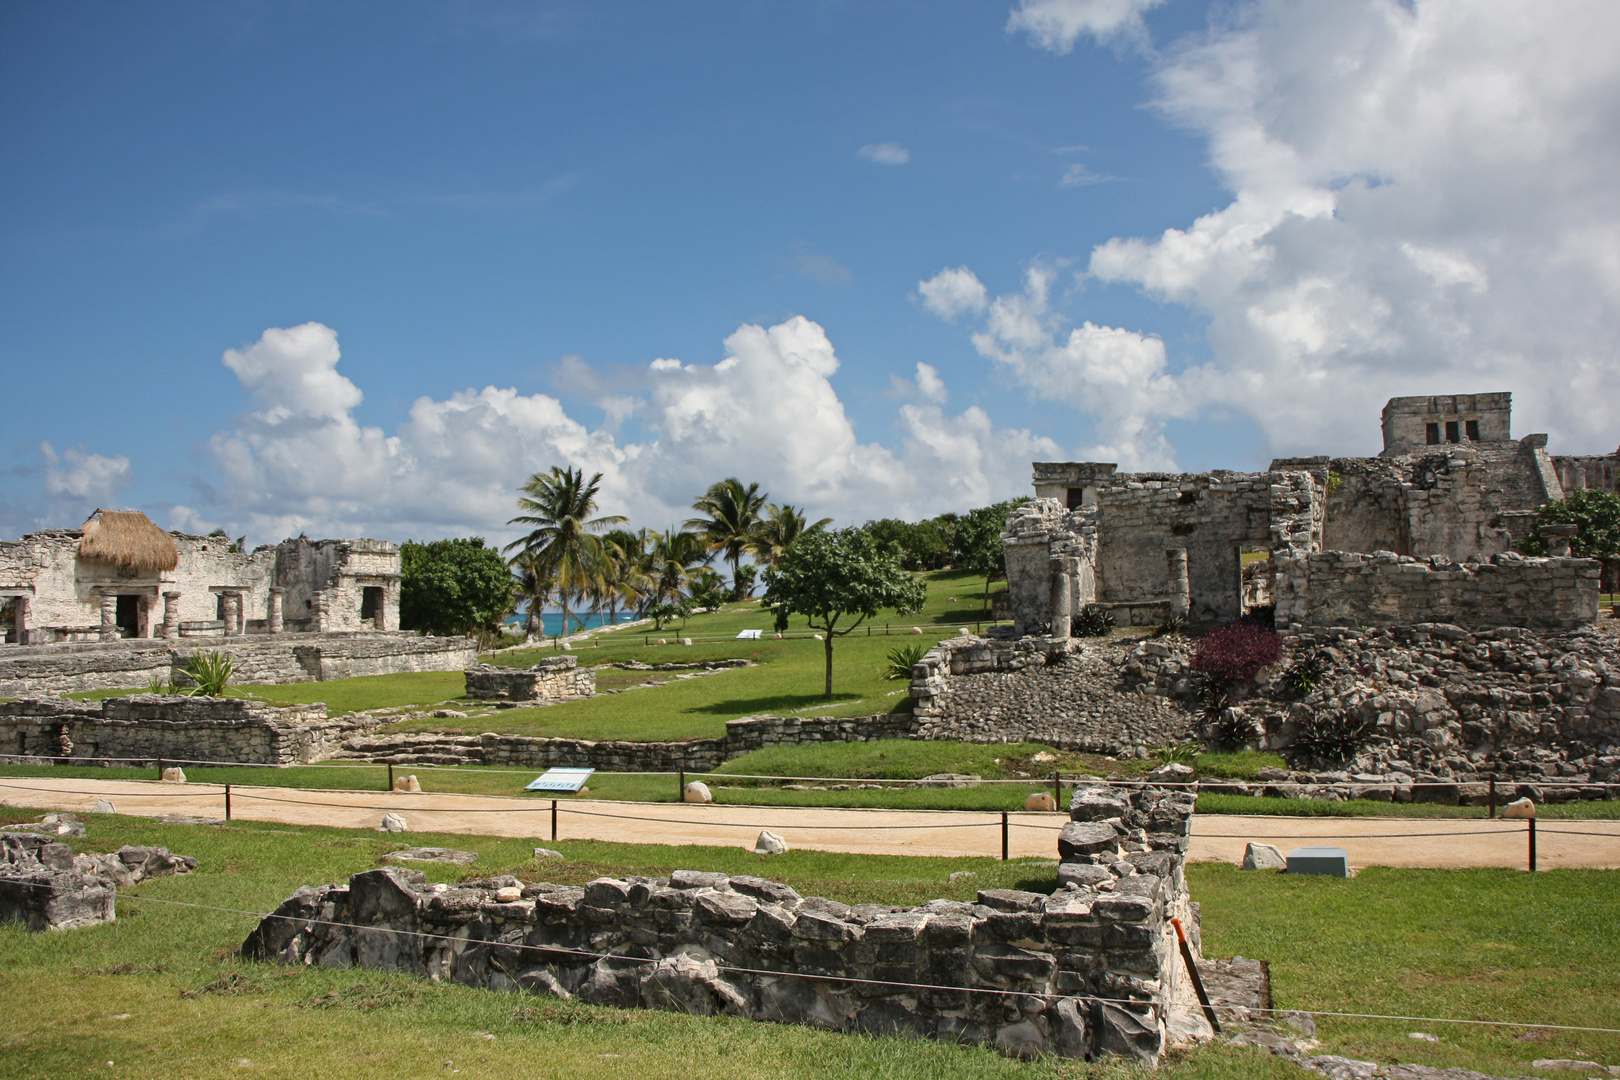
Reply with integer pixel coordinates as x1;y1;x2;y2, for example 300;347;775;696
685;692;868;716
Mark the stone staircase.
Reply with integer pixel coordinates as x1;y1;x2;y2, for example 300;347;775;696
333;731;485;766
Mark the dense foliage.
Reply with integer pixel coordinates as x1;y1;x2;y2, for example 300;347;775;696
862;517;956;571
762;528;927;696
1290;709;1378;763
1072;604;1116;637
400;537;514;637
1190;620;1284;687
1516;488;1620;558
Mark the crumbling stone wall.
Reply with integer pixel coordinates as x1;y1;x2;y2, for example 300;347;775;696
244;785;1198;1063
910;636;1198;756
0;695;380;765
1;830;196;931
464;656;596;702
0;632;476;696
1283;551;1599;632
274;538;400;633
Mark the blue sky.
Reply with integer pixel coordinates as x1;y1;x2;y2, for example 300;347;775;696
4;1;1617;545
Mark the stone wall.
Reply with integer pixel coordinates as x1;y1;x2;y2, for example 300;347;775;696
909;636;1198;757
0;695;379;766
341;712;925;772
1380;392;1513;454
242;784;1199;1064
1283;551;1599;632
465;656;595;702
1553;451;1619;494
0;632;476;696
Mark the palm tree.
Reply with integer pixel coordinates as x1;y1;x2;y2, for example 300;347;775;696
504;466;626;636
511;552;554;636
646;527;708;608
749;503;833;569
686;478;769;601
594;529;651;628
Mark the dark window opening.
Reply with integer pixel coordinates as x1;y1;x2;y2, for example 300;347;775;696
1426;423;1440;444
1465;419;1480;441
216;594;227;620
1445;420;1460;443
361;587;384;626
115;595;140;638
1066;487;1085;510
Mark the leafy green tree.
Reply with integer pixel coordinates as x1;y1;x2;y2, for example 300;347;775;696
400;538;515;637
863;517;952;570
953;501;1017;615
510;551;553;636
504;466;626;635
646;600;690;631
644;528;709;608
592;528;652;629
687;478;769;600
762;528;926;697
748;503;832;568
1518;488;1620;558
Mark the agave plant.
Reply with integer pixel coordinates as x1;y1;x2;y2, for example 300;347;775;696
885;642;929;680
183;651;236;697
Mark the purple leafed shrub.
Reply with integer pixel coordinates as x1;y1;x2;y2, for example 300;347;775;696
1191;621;1284;687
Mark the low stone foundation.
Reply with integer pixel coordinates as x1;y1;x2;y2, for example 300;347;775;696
0;695;380;765
910;636;1198;757
0;632;477;696
464;656;595;702
242;783;1197;1063
338;712;923;771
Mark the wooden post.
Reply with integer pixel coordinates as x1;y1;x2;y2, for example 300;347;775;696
551;799;557;842
1488;775;1496;819
388;763;395;792
678;766;686;802
225;783;232;821
157;755;163;781
1052;772;1061;808
1528;818;1537;873
1001;811;1009;861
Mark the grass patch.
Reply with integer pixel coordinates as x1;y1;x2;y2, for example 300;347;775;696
69;671;470;716
1193;750;1289;779
0;810;1614;1078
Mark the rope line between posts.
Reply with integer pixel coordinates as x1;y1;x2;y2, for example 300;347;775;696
9;879;1619;1035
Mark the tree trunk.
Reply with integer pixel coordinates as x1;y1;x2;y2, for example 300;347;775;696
824;631;834;698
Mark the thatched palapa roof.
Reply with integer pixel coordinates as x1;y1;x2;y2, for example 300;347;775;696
78;509;179;571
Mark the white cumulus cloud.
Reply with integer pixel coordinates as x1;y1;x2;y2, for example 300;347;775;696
917;266;990;320
197;319;1053;544
959;0;1620;462
40;442;133;503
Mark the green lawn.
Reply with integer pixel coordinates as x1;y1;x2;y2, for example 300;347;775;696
0;808;1614;1079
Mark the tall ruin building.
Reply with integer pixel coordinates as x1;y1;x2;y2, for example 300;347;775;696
1004;393;1615;635
0;510;401;645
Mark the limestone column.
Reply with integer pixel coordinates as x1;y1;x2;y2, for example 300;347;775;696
162;592;181;639
1048;556;1072;640
381;581;397;632
1166;548;1191;620
267;588;284;634
12;596;28;645
222;592;241;636
99;591;118;642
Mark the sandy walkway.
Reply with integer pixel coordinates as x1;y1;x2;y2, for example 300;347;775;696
2;776;1615;869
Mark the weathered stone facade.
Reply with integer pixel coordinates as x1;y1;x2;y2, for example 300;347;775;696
464;656;596;702
0;519;400;646
1010;393;1609;639
243;784;1199;1063
0;695;381;766
0;632;476;697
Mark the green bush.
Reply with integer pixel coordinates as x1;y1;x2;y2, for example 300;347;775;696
182;651;235;697
1072;604;1115;637
885;642;929;680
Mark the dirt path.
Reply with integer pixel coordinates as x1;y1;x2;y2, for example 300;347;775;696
3;776;1615;869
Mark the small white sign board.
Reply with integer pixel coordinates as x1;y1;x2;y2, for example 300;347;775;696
736;629;763;639
525;767;595;793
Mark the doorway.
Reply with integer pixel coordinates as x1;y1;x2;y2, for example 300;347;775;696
360;586;384;628
115;594;141;638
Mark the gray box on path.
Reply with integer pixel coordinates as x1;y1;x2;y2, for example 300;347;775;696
1286;846;1350;876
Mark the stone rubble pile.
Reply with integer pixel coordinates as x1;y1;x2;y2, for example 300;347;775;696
0;821;196;931
1120;623;1619;799
243;784;1202;1063
463;656;597;703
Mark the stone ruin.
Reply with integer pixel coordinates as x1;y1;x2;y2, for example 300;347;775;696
243;784;1200;1063
0;816;196;931
463;655;596;702
1005;393;1614;637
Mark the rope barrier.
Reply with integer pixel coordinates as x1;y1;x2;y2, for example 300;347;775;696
9;878;1619;1035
